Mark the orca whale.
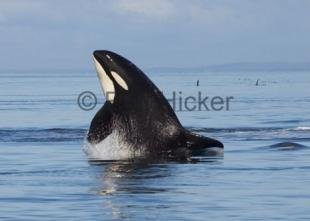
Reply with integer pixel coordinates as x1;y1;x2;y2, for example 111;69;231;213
268;142;308;151
86;50;223;160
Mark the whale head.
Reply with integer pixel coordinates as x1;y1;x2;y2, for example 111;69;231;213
93;50;159;105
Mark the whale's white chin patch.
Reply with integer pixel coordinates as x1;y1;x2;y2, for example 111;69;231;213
93;56;115;103
83;131;143;161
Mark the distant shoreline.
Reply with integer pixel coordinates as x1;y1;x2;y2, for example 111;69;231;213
147;62;310;73
1;62;310;73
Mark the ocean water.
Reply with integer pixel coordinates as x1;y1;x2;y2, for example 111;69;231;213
0;70;310;220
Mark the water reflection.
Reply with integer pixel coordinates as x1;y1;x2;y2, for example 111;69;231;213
90;161;172;220
90;156;223;196
91;161;170;195
88;157;223;219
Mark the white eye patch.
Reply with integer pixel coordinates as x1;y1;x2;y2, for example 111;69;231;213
111;71;129;91
93;56;115;103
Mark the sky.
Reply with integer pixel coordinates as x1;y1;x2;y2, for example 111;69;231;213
0;0;310;70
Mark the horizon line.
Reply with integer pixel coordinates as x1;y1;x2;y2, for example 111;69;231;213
1;61;310;73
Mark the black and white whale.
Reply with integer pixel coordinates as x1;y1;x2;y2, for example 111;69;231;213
85;50;223;160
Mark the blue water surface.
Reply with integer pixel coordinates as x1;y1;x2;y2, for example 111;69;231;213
0;70;310;220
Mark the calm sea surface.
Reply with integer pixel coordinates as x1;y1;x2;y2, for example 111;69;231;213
0;70;309;220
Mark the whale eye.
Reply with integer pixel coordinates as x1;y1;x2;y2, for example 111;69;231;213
106;54;113;61
111;71;129;91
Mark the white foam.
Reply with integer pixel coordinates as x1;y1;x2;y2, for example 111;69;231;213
83;131;143;161
293;126;310;131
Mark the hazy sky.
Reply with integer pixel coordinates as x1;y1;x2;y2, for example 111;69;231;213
0;0;310;70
